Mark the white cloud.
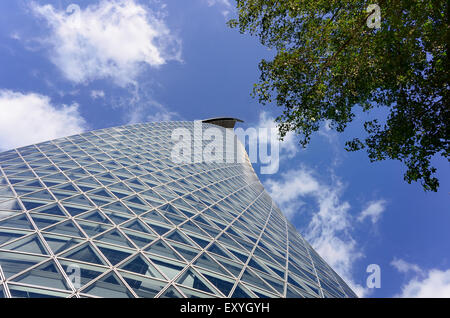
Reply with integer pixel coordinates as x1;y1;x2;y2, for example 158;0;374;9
127;99;178;124
358;199;387;224
264;167;367;297
90;90;105;99
0;90;87;150
391;258;423;274
254;111;299;160
205;0;233;18
392;259;450;297
31;0;182;86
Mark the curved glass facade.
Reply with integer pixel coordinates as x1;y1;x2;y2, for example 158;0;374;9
0;121;356;298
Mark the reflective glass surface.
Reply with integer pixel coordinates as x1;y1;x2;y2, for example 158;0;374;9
0;121;356;298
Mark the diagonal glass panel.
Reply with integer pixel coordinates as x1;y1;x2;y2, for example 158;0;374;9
42;234;83;255
197;269;237;297
176;268;219;295
21;189;54;202
122;229;156;249
165;230;195;247
94;229;134;248
147;255;185;280
96;244;133;266
77;221;112;238
120;271;168;298
80;271;134;298
44;220;84;238
0;213;34;230
102;210;133;225
7;283;70;298
61;195;94;209
159;285;183;298
0;251;47;279
0;198;22;211
1;234;48;255
0;228;29;246
193;253;228;275
119;253;163;279
11;260;71;291
141;210;170;225
29;213;64;230
230;283;254;298
76;209;111;225
122;219;153;235
61;243;106;266
32;203;66;217
102;201;133;215
58;260;108;290
144;240;183;261
168;242;201;262
20;199;52;211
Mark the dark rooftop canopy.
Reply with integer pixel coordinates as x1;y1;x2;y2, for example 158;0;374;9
202;117;244;129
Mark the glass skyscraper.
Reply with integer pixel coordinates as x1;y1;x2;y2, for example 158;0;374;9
0;120;356;298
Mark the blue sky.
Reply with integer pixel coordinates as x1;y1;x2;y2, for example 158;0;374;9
0;0;449;297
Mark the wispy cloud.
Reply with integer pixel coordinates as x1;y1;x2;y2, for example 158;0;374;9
264;166;367;297
204;0;233;18
0;90;87;151
358;199;387;224
90;90;105;99
31;0;182;87
391;258;423;274
391;259;450;297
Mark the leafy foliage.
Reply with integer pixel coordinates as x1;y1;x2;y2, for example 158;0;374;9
228;0;449;191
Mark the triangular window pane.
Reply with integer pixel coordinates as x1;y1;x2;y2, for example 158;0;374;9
120;271;168;298
102;201;132;215
11;260;70;291
165;230;194;246
207;243;231;259
33;203;66;216
0;251;45;279
0;213;33;230
101;210;130;225
231;283;253;298
77;221;112;238
2;234;48;255
169;243;201;262
123;219;152;234
200;270;236;297
96;245;132;266
45;220;84;238
0;198;22;211
119;253;163;279
144;240;182;261
95;229;134;248
77;209;111;224
0;229;28;246
193;253;226;274
42;234;82;255
61;243;106;265
21;189;54;201
148;256;185;280
62;195;94;208
61;203;90;217
159;286;183;298
122;230;156;249
145;222;172;236
81;272;134;298
59;260;107;290
176;268;217;295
